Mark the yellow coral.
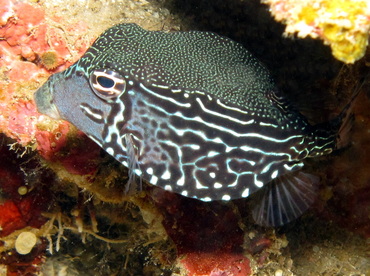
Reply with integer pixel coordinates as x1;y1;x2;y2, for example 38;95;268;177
265;0;370;63
299;6;317;25
319;0;369;63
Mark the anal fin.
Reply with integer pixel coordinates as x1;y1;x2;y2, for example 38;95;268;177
251;171;319;227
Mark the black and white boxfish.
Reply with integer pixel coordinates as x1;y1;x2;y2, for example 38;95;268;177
34;23;355;227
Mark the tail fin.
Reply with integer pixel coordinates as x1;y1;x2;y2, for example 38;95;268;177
310;80;365;156
332;81;364;149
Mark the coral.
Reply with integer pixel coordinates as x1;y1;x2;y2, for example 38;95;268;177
40;50;60;70
150;189;253;275
0;201;26;237
0;136;54;274
180;252;251;276
0;0;89;146
263;0;370;63
34;121;71;161
0;229;47;276
35;121;101;176
14;231;37;255
0;140;53;233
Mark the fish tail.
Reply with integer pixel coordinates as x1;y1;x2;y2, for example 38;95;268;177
329;80;364;149
252;81;366;227
310;82;364;156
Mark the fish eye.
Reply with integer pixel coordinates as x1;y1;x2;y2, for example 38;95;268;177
97;76;115;88
89;69;126;100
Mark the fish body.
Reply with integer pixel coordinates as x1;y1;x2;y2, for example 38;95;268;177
35;24;347;226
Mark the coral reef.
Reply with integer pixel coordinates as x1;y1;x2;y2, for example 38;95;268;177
0;0;369;275
0;135;54;275
263;0;370;63
151;189;252;276
0;0;89;146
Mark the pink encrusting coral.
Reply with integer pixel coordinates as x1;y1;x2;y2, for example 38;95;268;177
0;1;94;273
0;0;89;146
181;252;251;276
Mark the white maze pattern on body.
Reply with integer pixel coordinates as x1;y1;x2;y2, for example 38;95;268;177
91;80;308;201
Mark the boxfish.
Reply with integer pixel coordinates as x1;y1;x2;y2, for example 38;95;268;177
34;23;357;226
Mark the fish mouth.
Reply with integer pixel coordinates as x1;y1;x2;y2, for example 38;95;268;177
34;78;61;120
